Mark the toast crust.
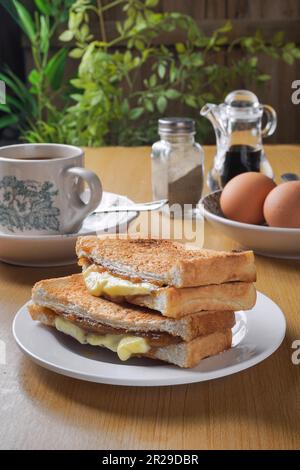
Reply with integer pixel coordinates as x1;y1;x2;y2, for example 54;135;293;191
147;329;232;367
131;281;256;317
76;236;256;287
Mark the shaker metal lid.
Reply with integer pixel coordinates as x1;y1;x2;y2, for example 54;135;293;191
158;117;195;133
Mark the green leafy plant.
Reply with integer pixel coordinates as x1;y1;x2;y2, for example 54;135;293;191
0;0;73;141
1;0;300;145
57;0;300;145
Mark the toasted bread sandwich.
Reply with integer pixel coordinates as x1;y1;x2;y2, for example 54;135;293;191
76;236;256;317
29;274;234;368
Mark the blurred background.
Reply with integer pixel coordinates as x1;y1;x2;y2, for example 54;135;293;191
1;0;300;147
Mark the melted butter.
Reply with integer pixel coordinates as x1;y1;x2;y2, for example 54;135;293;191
83;267;156;297
54;317;150;361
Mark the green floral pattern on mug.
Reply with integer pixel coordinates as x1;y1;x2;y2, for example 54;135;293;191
0;176;60;232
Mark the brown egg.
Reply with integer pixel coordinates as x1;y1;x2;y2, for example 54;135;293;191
220;172;276;224
263;181;300;228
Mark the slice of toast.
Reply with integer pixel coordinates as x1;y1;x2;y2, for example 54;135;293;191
31;274;235;342
76;236;256;287
29;304;232;368
127;281;256;317
81;263;256;317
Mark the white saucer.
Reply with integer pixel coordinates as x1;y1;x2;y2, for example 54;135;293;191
0;192;138;267
13;292;286;386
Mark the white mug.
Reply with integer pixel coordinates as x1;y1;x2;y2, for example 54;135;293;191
0;143;102;235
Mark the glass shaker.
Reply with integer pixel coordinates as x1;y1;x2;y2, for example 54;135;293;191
151;118;204;212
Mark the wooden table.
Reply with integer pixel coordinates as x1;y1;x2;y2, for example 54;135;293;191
1;145;300;450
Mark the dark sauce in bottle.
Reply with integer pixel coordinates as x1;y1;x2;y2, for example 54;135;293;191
221;145;262;187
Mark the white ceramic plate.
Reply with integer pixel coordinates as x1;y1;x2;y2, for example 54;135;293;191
13;292;286;386
0;192;138;267
202;191;300;259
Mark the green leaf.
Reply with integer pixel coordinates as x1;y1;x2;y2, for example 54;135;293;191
59;30;74;42
216;36;228;46
0;114;18;129
158;64;166;79
28;69;41;86
121;99;129;114
292;48;300;59
68;10;81;30
146;0;159;7
90;94;102;106
45;48;67;90
156;95;167;113
124;50;132;64
144;99;154;112
129;107;144;120
69;48;84;59
70;78;83;88
165;89;180;99
13;0;35;42
169;63;177;82
80;24;89;39
0;0;21;26
217;21;232;33
175;43;185;53
70;94;83;102
272;31;284;46
284;42;295;51
6;94;26;112
34;0;52;15
184;95;198;108
0;69;35;111
0;104;10;113
133;56;141;67
149;74;157;87
40;15;49;54
135;40;144;51
282;51;294;65
249;56;258;67
0;73;26;102
242;37;254;49
257;74;271;82
190;53;204;66
116;21;123;35
123;17;134;31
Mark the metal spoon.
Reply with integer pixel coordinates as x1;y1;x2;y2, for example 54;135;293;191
281;173;300;182
92;199;168;214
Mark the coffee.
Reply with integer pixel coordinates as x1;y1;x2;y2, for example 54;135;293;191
221;145;261;186
1;156;61;161
19;156;54;160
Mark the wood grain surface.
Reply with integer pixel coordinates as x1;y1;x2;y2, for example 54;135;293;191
0;145;299;450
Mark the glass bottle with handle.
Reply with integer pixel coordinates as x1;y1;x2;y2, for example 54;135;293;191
200;90;277;190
